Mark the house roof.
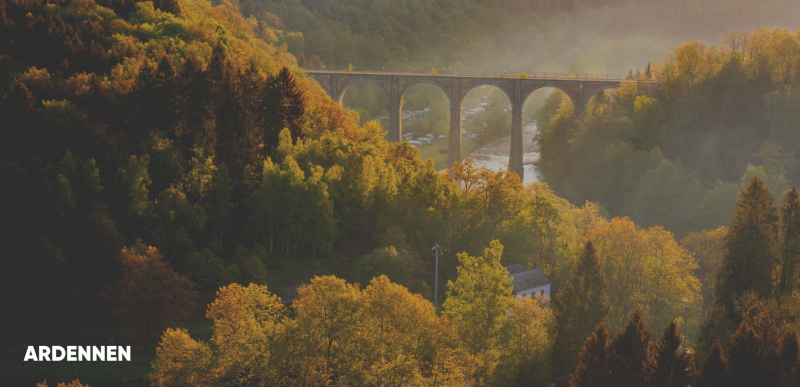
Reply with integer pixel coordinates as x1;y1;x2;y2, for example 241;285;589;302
506;264;527;275
507;268;551;293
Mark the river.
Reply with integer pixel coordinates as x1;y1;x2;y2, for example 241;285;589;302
465;122;542;184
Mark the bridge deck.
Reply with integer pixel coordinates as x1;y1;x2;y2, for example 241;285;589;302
304;70;648;83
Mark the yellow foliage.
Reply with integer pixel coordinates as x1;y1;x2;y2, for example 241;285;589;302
590;217;700;330
151;328;213;387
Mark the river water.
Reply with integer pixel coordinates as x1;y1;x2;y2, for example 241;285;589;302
465;122;542;184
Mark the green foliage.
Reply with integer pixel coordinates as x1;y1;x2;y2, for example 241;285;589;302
121;155;154;217
442;239;515;383
716;177;778;311
495;297;555;387
355;246;415;288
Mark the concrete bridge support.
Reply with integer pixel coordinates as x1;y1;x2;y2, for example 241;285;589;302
448;103;462;169
388;79;402;142
509;101;524;178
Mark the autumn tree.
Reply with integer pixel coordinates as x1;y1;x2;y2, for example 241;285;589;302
206;283;286;385
286;275;364;384
355;276;464;385
590;217;700;330
570;323;611;387
442;239;515;384
553;241;609;377
649;321;694;387
151;328;213;387
495;296;556;387
37;380;89;387
681;226;726;315
104;244;197;340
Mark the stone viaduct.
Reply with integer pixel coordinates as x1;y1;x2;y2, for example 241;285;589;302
307;70;643;180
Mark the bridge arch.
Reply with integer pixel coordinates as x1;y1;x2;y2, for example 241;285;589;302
521;85;575;112
397;80;453;107
582;85;620;113
335;78;391;105
457;81;514;109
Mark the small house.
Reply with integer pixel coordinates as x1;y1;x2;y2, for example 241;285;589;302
506;264;551;299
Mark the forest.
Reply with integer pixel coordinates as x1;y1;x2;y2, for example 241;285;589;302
3;0;800;386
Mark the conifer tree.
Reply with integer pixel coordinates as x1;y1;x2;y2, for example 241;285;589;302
554;241;610;376
699;177;777;353
570;323;611;387
779;186;800;296
695;340;728;387
264;66;306;147
608;309;652;387
649;321;693;387
715;177;778;310
727;322;765;387
777;329;800;387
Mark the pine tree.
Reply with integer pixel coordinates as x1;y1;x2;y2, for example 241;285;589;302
608;309;652;387
776;330;800;387
779;186;800;296
570;323;611;387
727;322;765;387
554;241;610;377
715;177;778;310
264;66;306;147
694;340;728;387
649;321;693;387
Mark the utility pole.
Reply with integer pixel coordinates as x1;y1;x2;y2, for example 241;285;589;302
432;243;441;313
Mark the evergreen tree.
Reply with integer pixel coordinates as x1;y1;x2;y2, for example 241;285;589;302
570;323;611;387
699;177;778;353
695;340;728;387
608;309;652;387
264;66;306;147
715;177;778;309
727;322;766;387
777;330;800;387
779;186;800;296
649;321;693;387
554;241;610;377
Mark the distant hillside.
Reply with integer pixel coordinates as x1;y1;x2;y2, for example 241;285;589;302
226;0;800;75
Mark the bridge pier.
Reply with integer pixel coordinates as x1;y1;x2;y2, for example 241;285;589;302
389;78;402;142
509;102;524;180
448;103;462;170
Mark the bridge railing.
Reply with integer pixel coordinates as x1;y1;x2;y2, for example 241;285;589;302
305;68;649;82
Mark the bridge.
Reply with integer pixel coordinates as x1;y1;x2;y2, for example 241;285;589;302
306;70;649;179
